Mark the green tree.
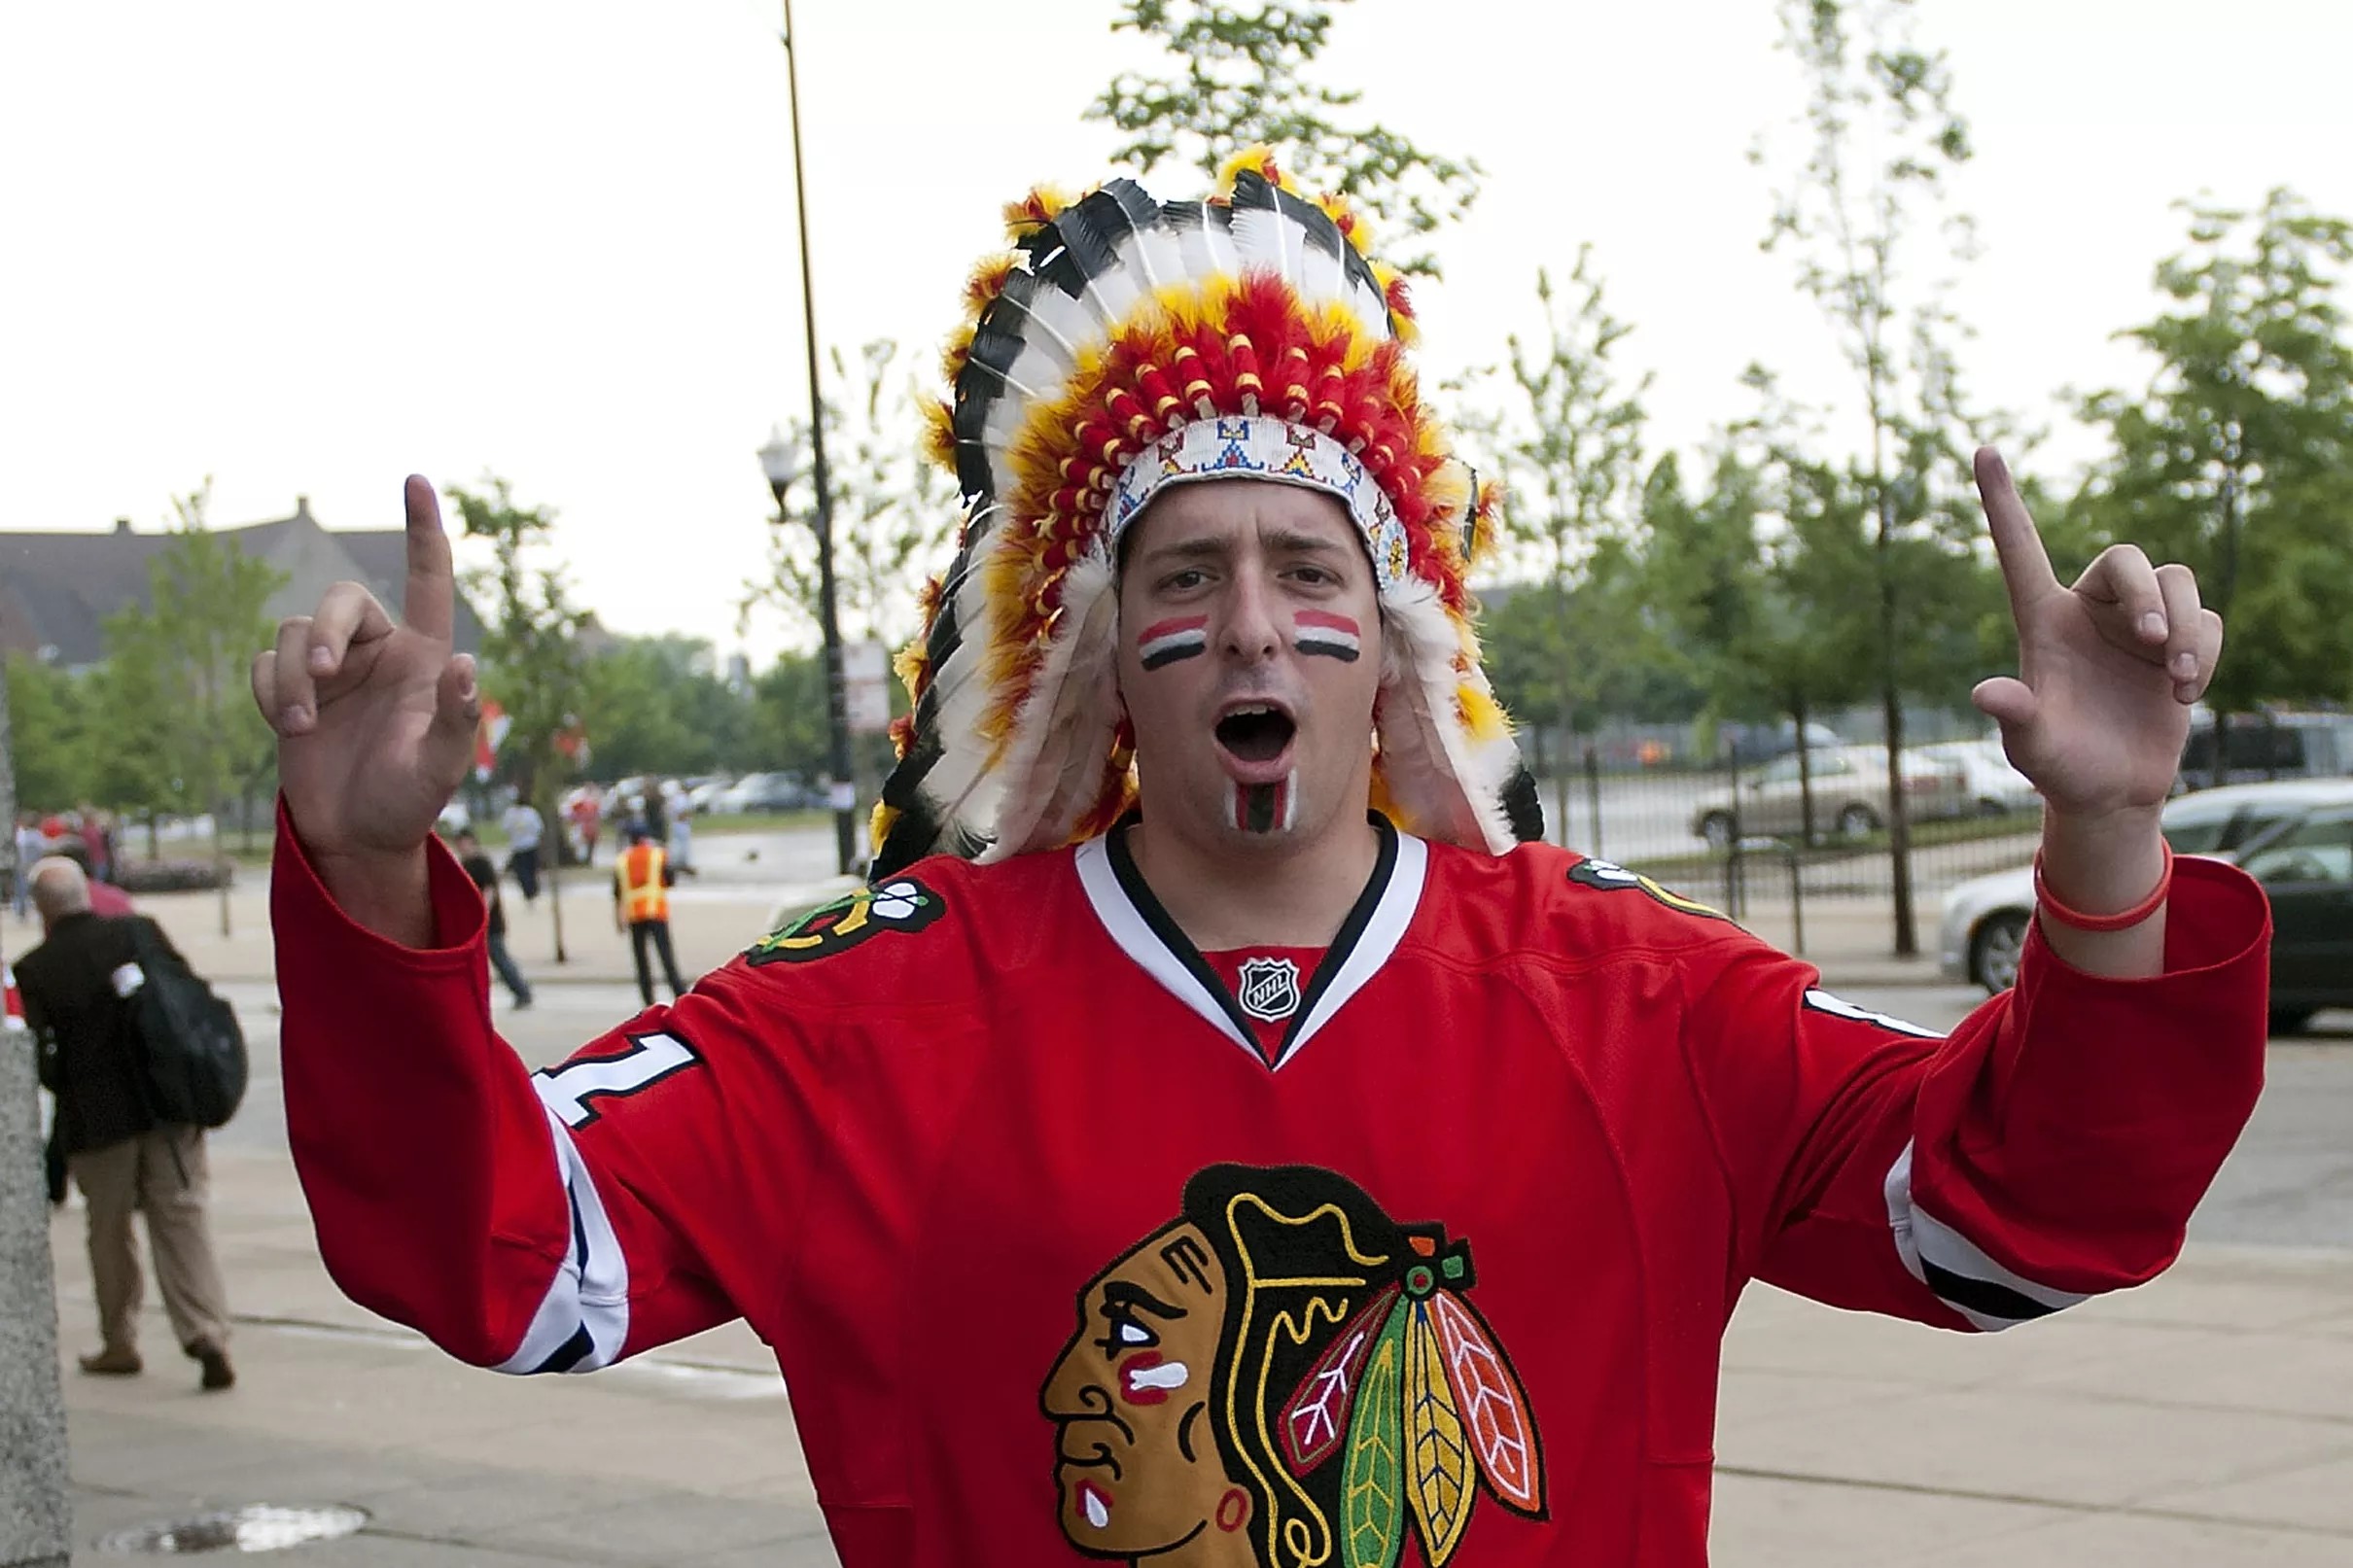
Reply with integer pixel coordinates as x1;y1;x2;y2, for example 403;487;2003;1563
4;656;91;812
99;480;285;928
749;340;956;653
2075;190;2353;722
1754;0;1985;952
746;653;833;781
1087;0;1479;274
583;636;755;783
450;476;591;962
1482;249;1658;830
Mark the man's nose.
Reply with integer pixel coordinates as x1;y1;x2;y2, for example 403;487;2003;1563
1220;573;1282;662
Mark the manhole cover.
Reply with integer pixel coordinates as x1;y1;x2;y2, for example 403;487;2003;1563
97;1504;369;1553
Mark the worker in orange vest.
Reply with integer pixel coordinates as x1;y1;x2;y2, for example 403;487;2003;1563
612;825;687;1008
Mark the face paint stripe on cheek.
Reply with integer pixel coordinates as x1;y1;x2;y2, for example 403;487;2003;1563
1292;609;1362;662
1137;615;1209;671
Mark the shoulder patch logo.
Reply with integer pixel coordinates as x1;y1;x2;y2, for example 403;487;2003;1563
1042;1164;1545;1566
1565;856;1727;923
1234;957;1302;1022
744;877;944;966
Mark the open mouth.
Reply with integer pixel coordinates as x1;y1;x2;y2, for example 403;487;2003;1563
1215;704;1297;763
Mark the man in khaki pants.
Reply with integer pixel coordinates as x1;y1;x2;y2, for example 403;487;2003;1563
20;857;233;1390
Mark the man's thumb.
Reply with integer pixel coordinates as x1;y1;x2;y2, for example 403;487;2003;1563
429;654;481;750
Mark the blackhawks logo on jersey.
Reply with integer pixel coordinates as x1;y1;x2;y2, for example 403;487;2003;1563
1042;1165;1545;1567
1565;855;1727;922
744;877;943;965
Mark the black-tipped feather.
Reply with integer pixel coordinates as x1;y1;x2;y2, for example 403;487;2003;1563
1500;764;1546;844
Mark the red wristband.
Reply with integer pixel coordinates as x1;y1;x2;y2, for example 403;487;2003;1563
2032;839;2174;932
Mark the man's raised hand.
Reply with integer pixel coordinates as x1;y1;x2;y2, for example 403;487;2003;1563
252;476;479;914
1969;446;2224;821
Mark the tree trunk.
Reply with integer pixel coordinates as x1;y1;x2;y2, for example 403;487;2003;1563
1793;693;1816;849
215;794;231;938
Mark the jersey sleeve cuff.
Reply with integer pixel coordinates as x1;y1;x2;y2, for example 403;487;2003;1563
2000;852;2270;1137
271;798;489;978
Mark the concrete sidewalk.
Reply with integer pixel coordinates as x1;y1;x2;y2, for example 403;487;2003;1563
46;1142;2353;1565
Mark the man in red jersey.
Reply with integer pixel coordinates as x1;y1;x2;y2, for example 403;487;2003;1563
254;157;2263;1568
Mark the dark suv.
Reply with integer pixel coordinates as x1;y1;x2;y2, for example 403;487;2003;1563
2178;711;2353;791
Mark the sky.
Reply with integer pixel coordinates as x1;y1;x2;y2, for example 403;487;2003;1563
9;0;2352;664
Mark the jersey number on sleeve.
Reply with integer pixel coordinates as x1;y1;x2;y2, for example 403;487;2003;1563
536;1031;699;1129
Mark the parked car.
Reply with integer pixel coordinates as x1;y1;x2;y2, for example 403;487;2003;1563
2176;708;2353;790
721;771;817;814
1690;746;1969;849
1717;719;1844;766
1939;779;2353;1028
1916;738;2039;816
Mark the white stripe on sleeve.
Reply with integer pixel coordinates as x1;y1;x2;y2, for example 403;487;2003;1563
1883;1141;2090;1333
495;1099;632;1375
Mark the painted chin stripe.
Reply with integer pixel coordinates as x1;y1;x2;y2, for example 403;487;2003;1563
1236;777;1292;833
1293;610;1362;662
1138;616;1209;671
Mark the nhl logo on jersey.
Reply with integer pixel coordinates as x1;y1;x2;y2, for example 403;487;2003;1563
1233;957;1301;1022
744;877;943;965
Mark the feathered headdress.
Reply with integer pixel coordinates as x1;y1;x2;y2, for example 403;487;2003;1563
871;150;1542;876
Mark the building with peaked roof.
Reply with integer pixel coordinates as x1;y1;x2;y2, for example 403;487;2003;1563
0;497;483;671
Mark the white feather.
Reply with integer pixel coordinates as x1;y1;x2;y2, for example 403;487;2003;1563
1200;200;1241;278
980;548;1121;859
1373;580;1513;853
1299;229;1346;309
984;288;1081;380
1228;197;1294;286
1122;225;1190;298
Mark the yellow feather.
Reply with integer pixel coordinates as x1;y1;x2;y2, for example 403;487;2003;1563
1403;1301;1476;1566
1216;143;1291;195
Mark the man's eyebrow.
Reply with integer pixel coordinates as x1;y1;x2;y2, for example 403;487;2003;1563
1101;1279;1187;1320
1262;527;1351;556
1137;536;1235;566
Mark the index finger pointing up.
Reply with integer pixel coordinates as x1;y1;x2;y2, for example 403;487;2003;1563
402;474;455;644
1975;445;2060;619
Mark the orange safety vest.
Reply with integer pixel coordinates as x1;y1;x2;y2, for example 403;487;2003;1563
615;842;670;923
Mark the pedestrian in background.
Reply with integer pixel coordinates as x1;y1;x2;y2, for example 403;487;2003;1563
13;813;45;921
667;799;696;877
18;857;233;1391
77;805;114;885
452;828;531;1009
612;824;686;1009
567;789;601;868
500;793;544;905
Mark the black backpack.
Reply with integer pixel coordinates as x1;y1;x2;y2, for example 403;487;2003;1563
126;921;247;1129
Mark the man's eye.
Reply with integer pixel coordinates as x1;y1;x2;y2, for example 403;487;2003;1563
1163;569;1208;591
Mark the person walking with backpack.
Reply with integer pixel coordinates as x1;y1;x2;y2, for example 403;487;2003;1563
18;856;234;1391
613;824;686;1009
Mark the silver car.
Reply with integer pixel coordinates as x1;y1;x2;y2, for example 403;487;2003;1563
1938;778;2353;993
1691;746;1969;848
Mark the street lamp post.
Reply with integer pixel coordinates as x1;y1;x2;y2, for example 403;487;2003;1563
760;433;859;878
769;0;857;878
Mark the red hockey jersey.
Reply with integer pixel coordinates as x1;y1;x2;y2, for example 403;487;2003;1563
273;812;2269;1567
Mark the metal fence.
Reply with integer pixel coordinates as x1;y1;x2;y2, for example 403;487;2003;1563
1530;748;2038;959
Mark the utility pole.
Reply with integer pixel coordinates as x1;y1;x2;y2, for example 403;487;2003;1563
780;0;857;877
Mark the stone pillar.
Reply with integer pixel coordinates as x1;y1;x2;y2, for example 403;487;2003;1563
0;1028;70;1567
1;640;71;1565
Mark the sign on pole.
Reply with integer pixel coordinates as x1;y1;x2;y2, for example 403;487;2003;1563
845;639;893;735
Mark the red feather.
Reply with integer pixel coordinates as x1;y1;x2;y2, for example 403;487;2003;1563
1428;1290;1544;1516
1278;1285;1398;1475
